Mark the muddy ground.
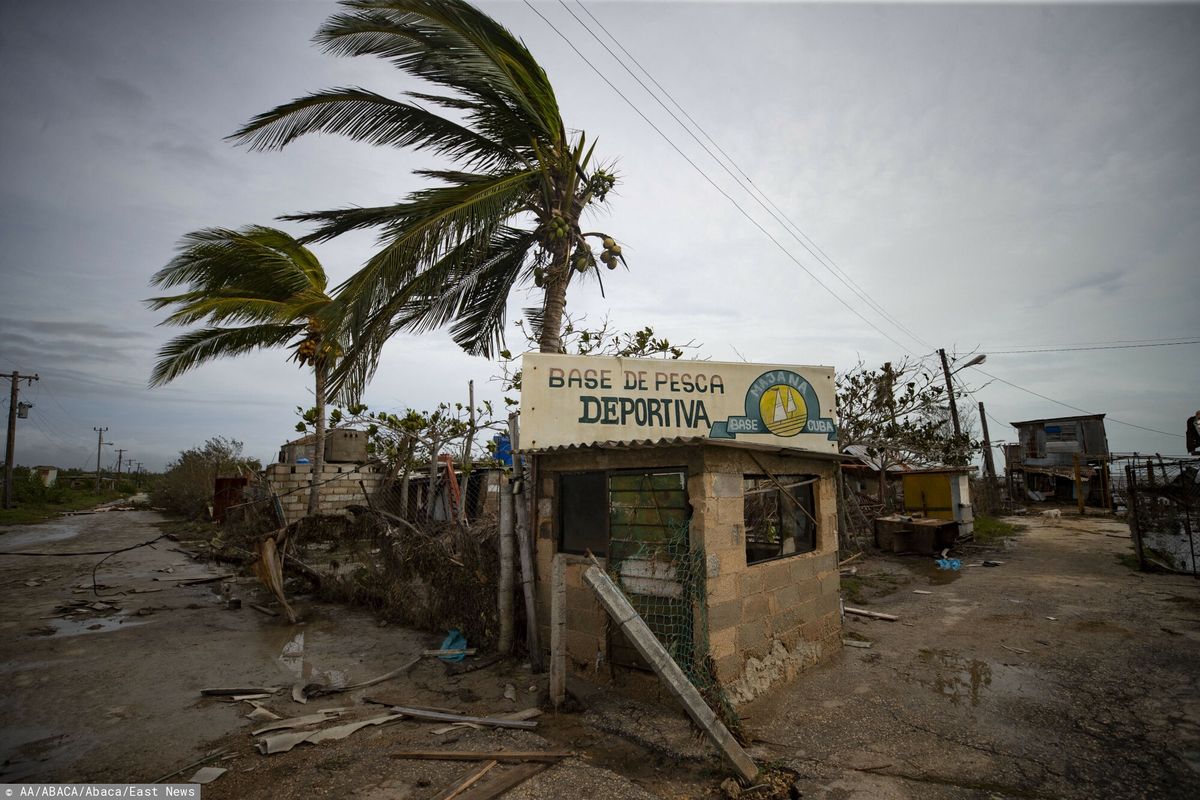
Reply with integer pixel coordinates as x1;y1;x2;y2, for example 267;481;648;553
1;509;1198;798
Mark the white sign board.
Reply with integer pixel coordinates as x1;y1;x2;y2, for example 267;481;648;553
520;353;838;452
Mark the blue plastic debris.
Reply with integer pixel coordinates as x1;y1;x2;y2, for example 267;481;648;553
936;558;962;571
439;628;468;662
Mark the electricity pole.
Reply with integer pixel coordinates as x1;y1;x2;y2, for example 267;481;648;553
937;349;962;440
4;371;40;509
115;448;127;479
93;427;109;494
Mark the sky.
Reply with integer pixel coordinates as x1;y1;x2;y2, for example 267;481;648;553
1;0;1197;472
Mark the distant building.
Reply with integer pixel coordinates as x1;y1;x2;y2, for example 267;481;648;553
278;428;369;465
33;466;58;487
1006;414;1110;502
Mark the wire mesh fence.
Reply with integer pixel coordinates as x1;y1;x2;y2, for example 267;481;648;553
1124;456;1199;576
605;515;743;737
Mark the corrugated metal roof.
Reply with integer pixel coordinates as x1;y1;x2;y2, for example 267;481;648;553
518;435;850;461
1009;413;1106;427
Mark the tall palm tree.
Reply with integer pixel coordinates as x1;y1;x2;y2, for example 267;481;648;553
228;0;624;398
147;226;342;516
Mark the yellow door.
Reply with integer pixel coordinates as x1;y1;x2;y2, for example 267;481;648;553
903;474;954;520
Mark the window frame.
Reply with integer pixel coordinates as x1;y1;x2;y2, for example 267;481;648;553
555;466;689;557
743;473;819;565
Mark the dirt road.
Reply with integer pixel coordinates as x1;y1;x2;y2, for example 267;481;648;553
2;510;1197;798
743;516;1200;799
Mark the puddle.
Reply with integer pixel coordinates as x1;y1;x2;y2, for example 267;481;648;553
916;560;962;586
274;628;348;687
0;518;90;549
38;613;151;639
917;648;993;706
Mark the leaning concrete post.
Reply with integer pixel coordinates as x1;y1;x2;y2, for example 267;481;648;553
497;475;515;654
549;553;566;709
582;565;759;784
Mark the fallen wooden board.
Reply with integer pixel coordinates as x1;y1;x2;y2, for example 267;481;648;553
423;648;478;657
249;603;279;617
454;761;551;800
843;606;898;622
912;590;933;595
583;564;758;783
435;760;498;800
1001;644;1030;654
842;639;872;649
367;705;537;730
392;750;568;763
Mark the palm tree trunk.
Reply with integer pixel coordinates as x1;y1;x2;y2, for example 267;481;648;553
307;362;327;516
538;244;572;353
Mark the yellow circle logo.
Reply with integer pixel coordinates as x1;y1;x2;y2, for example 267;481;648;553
758;384;808;437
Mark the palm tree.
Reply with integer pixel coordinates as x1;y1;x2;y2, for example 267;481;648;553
147;226;342;516
228;0;624;398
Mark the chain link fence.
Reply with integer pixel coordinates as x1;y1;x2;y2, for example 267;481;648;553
1124;456;1199;576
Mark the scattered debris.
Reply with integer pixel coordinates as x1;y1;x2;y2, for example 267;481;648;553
257;712;405;755
244;702;282;722
200;687;281;697
428;708;542;736
253;533;296;623
424;648;478;658
252;708;350;735
437;628;470;662
187;766;227;784
1001;644;1030;654
982;560;1004;567
249;603;278;617
295;657;421;701
437;760;498;800
843;607;898;622
1046;616;1058;621
363;704;538;730
912;590;933;595
152;749;228;783
935;558;962;571
391;750;568;763
503;684;517;702
842;639;872;649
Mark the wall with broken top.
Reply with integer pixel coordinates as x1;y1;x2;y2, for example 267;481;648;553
264;462;386;525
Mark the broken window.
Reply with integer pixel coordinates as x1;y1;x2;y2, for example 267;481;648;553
558;471;609;556
744;475;817;565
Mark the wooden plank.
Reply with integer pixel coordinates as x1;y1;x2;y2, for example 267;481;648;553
391;751;568;763
435;761;498;800
582;565;758;783
843;606;898;622
454;762;551;800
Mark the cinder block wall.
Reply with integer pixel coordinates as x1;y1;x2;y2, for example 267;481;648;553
531;444;841;702
695;448;841;704
263;462;386;525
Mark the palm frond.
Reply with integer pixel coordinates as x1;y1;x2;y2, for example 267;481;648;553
149;324;303;387
227;87;516;171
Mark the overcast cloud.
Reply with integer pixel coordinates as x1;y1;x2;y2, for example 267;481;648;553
1;0;1197;472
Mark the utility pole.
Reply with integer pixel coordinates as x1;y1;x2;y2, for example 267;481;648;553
93;427;109;494
115;448;127;479
937;349;962;440
133;461;143;489
4;371;40;509
978;402;998;511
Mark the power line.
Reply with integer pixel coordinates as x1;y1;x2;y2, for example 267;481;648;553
560;0;934;353
522;0;916;354
973;367;1183;439
984;340;1200;354
980;334;1199;349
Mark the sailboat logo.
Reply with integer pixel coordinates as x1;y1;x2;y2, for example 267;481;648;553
758;384;808;437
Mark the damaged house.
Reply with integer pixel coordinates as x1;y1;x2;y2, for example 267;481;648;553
519;353;845;704
1007;413;1111;503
